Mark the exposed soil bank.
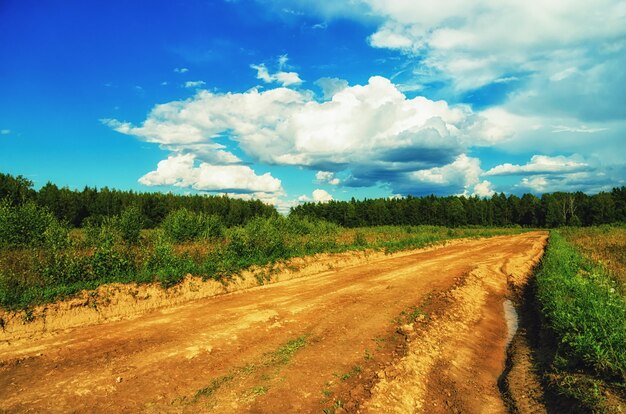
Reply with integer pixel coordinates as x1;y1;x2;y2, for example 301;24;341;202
0;244;454;346
0;232;547;413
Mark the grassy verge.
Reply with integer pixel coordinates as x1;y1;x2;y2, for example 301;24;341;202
559;225;626;291
535;230;626;411
0;217;528;311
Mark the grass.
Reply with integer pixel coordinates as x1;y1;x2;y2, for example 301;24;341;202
559;225;626;291
192;373;235;402
263;335;307;366
189;335;308;405
0;218;530;311
534;229;626;411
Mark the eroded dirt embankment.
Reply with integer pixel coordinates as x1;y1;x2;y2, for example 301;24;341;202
0;232;547;413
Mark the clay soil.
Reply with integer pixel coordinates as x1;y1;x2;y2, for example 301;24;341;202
0;232;548;413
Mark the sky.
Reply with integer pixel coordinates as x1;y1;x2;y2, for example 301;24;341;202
1;0;625;212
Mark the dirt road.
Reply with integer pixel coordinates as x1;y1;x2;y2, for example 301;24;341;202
0;232;547;413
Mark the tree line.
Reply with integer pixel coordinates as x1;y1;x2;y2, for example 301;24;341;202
0;173;276;228
291;189;626;228
2;172;625;229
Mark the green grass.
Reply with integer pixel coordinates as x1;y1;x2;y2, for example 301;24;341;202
536;231;626;379
534;230;626;411
192;373;235;402
264;335;307;366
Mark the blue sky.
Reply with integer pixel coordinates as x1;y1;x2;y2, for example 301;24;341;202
1;0;625;211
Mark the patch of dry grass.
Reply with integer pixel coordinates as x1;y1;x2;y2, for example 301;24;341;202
560;226;626;291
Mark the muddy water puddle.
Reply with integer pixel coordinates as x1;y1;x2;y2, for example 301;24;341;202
503;299;519;346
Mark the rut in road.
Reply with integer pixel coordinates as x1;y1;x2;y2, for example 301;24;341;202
0;231;547;413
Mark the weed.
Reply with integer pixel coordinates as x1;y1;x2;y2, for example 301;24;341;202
249;386;268;396
265;336;307;366
193;373;234;402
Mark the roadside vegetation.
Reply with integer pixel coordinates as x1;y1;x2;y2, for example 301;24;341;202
535;228;626;411
0;198;528;311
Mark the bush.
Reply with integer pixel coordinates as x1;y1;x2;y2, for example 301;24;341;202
161;208;224;243
0;201;55;247
143;234;196;288
226;216;288;264
353;231;368;247
118;206;144;245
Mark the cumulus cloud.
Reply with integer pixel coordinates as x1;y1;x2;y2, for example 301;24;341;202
174;67;189;73
473;180;495;197
184;80;206;88
106;76;500;199
315;77;349;100
482;153;624;195
315;171;341;185
138;153;283;195
312;189;333;203
517;172;616;195
405;154;483;195
484;155;591;176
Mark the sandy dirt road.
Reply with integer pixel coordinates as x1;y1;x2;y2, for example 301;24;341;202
0;232;547;413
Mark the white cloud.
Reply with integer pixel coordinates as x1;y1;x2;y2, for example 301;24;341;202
517;172;616;194
407;154;483;195
250;64;303;87
174;67;189;73
314;77;349;100
551;125;609;134
105;76;498;197
360;0;626;92
184;80;206;88
251;55;303;87
473;180;495;197
0;129;10;135
484;155;590;176
315;171;341;185
312;189;333;203
138;153;283;195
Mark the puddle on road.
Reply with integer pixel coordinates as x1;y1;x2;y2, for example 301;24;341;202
503;299;519;346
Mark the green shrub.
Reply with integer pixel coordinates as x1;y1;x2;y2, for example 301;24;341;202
161;208;224;243
90;232;134;280
226;216;288;264
118;205;144;245
143;234;196;288
0;201;55;247
353;231;368;247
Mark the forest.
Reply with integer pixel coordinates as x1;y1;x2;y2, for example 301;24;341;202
0;173;276;228
292;188;626;227
1;172;625;228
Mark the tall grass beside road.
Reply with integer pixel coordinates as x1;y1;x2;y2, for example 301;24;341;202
535;230;626;410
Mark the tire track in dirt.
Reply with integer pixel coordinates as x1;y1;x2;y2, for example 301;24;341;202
0;232;547;413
